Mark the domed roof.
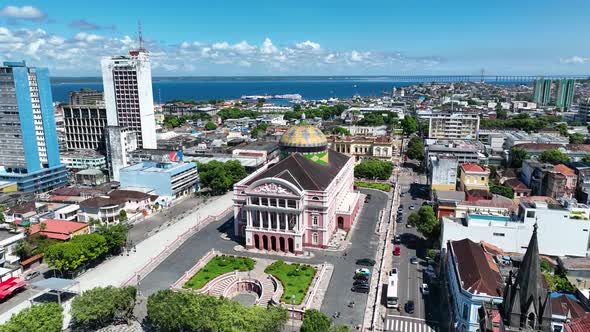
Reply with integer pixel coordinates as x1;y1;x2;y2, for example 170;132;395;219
279;125;327;148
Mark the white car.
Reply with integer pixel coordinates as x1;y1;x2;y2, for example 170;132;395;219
409;205;416;210
355;268;371;276
420;283;430;295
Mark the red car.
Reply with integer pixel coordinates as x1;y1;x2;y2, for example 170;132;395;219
393;246;401;256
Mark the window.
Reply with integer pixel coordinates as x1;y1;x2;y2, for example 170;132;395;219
462;303;469;320
312;232;318;244
261;198;268;206
493;233;505;237
251;197;259;205
312;196;320;201
481;177;485;181
312;215;319;226
526;211;535;218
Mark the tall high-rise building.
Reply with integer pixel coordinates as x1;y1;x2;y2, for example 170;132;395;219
533;79;552;106
101;49;156;149
578;98;590;123
555;79;575;111
0;61;67;192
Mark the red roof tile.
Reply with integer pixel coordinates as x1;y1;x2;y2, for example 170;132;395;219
29;219;88;237
554;164;576;177
462;163;489;173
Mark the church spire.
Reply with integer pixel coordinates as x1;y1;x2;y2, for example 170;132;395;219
502;223;552;330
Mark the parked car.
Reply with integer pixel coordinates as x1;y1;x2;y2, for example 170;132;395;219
351;284;370;293
409;205;416;210
405;300;415;314
406;222;414;228
420;283;430;295
393;235;401;244
356;258;376;266
353;279;370;287
24;271;40;281
353;273;370;281
355;268;371;276
393;246;401;256
410;257;419;264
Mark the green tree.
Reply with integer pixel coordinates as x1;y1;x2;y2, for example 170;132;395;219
354;159;393;180
496;108;508;120
94;223;128;254
490;183;515;199
118;209;128;222
554;123;569;137
406;136;425;161
44;233;108;275
569;133;586;144
147;290;287;332
301;309;331;332
323;126;350;135
581;155;590;163
0;302;63;332
70;233;108;261
0;204;5;223
408;206;439;238
401;116;418;135
539;149;571;164
198;160;248;195
13;240;33;260
71;286;137;330
205;121;217;131
510;147;528;168
329;325;351;332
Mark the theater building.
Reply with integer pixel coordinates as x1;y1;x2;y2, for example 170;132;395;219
233;124;362;254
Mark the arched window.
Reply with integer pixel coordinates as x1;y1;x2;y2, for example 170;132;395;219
312;232;318;244
527;313;536;329
312;196;320;200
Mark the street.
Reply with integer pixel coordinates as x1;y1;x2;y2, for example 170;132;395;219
384;167;442;332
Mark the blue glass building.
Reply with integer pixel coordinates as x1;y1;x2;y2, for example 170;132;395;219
0;61;67;192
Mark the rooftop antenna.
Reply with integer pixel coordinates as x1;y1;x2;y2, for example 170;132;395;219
137;20;146;52
480;68;485;83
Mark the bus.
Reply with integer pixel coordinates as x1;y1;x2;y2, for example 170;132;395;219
386;269;399;309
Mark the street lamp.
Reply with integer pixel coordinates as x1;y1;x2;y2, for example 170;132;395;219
291;294;296;332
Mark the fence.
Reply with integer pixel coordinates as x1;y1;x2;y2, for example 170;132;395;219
121;207;233;287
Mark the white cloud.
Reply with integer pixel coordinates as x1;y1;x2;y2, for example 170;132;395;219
0;5;45;20
0;26;444;75
74;32;103;43
560;56;589;64
260;38;277;54
295;40;321;50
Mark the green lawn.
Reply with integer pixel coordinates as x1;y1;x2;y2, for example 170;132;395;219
354;181;391;192
264;261;316;305
183;255;255;290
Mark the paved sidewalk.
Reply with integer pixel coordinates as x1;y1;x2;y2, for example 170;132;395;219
0;192;233;325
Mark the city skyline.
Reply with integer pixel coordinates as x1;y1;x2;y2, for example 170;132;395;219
1;1;590;76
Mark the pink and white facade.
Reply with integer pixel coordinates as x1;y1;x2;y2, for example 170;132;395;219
233;152;362;255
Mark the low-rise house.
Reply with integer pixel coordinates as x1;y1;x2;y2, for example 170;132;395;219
0;229;24;267
53;204;80;221
5;202;48;224
459;163;490;192
503;178;532;199
78;196;126;224
429;155;458;192
29;219;90;241
447;239;504;332
551;295;590;332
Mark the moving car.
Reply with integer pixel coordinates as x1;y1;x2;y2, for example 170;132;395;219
393;246;401;256
409;205;416;210
420;283;430;295
410;257;419;264
351;284;370;293
356;258;376;266
405;300;415;314
355;268;371;276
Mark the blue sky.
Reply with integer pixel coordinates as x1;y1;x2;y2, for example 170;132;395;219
1;0;590;76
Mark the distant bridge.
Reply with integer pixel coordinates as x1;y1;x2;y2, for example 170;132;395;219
386;75;590;83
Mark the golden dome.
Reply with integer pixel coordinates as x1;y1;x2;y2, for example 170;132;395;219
279;125;328;148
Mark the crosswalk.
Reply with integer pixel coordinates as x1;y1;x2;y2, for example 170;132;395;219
384;316;438;332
